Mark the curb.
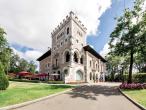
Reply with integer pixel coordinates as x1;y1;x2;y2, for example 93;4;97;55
118;88;146;110
0;89;72;110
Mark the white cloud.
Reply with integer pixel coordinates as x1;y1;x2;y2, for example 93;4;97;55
100;43;110;58
12;47;42;61
0;0;112;53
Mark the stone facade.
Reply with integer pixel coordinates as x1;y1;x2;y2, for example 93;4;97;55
37;11;106;83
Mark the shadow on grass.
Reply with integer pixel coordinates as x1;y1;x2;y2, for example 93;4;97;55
66;85;121;100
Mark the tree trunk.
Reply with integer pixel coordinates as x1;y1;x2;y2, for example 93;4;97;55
128;48;134;83
121;67;124;83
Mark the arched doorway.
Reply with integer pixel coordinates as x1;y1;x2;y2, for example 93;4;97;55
76;70;83;81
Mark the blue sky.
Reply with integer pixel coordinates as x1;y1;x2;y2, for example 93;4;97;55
87;0;134;53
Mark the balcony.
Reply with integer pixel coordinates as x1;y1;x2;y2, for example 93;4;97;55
52;65;60;70
92;68;96;71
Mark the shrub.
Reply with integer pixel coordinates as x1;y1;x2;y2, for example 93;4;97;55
9;78;40;83
119;83;146;90
0;63;9;90
124;73;146;83
48;81;64;84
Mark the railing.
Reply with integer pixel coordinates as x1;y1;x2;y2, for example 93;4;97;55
52;65;59;70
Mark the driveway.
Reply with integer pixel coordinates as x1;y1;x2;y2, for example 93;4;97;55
13;83;140;110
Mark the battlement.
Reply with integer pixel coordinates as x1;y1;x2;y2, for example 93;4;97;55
51;11;87;37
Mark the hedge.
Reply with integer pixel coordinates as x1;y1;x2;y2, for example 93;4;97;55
9;79;41;83
9;79;65;84
48;81;64;84
124;73;146;83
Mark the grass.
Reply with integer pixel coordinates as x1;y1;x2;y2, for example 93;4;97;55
122;89;146;108
0;81;73;107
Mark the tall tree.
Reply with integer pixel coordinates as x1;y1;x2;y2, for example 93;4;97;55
109;0;146;83
0;27;11;73
18;58;29;71
28;61;37;73
9;53;21;73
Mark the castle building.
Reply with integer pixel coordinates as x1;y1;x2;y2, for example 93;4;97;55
37;11;107;83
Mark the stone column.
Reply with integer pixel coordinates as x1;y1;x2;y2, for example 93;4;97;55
103;73;105;82
70;49;74;64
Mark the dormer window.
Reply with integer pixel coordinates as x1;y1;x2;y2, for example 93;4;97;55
67;27;69;35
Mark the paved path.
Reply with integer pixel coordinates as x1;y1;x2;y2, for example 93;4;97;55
13;83;140;110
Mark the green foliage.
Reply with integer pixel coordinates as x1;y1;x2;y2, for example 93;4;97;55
0;62;9;90
9;79;40;83
108;0;146;83
0;27;12;73
48;81;64;84
9;53;20;73
28;61;37;73
9;53;37;73
124;73;146;83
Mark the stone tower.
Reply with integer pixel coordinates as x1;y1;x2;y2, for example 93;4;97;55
51;11;87;83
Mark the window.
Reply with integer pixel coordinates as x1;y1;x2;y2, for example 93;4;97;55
48;63;50;67
67;27;69;35
90;60;92;67
65;51;70;62
80;56;83;64
90;73;92;80
61;42;63;45
76;40;78;43
74;52;78;63
93;73;95;81
56;59;58;66
65;39;67;42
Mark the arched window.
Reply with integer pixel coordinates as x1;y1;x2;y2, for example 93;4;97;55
67;27;69;35
56;59;58;66
93;73;95;81
74;52;78;63
90;73;92;80
80;55;83;64
90;60;92;67
65;51;70;62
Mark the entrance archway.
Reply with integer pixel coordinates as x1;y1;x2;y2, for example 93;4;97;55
76;70;83;81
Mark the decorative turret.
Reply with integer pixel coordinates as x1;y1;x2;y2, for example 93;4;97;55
51;11;87;37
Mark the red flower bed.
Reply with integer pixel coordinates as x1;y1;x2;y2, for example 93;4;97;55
120;83;146;89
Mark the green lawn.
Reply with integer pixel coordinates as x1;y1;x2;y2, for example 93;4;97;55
122;89;146;108
0;81;73;107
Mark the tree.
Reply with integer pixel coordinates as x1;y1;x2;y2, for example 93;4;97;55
18;58;29;71
28;61;37;73
9;53;21;73
106;54;129;82
0;27;12;73
0;62;9;90
106;55;121;81
109;0;146;83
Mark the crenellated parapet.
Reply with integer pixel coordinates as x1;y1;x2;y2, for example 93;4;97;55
51;11;87;37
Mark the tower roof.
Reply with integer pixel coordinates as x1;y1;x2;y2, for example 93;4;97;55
51;11;87;36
